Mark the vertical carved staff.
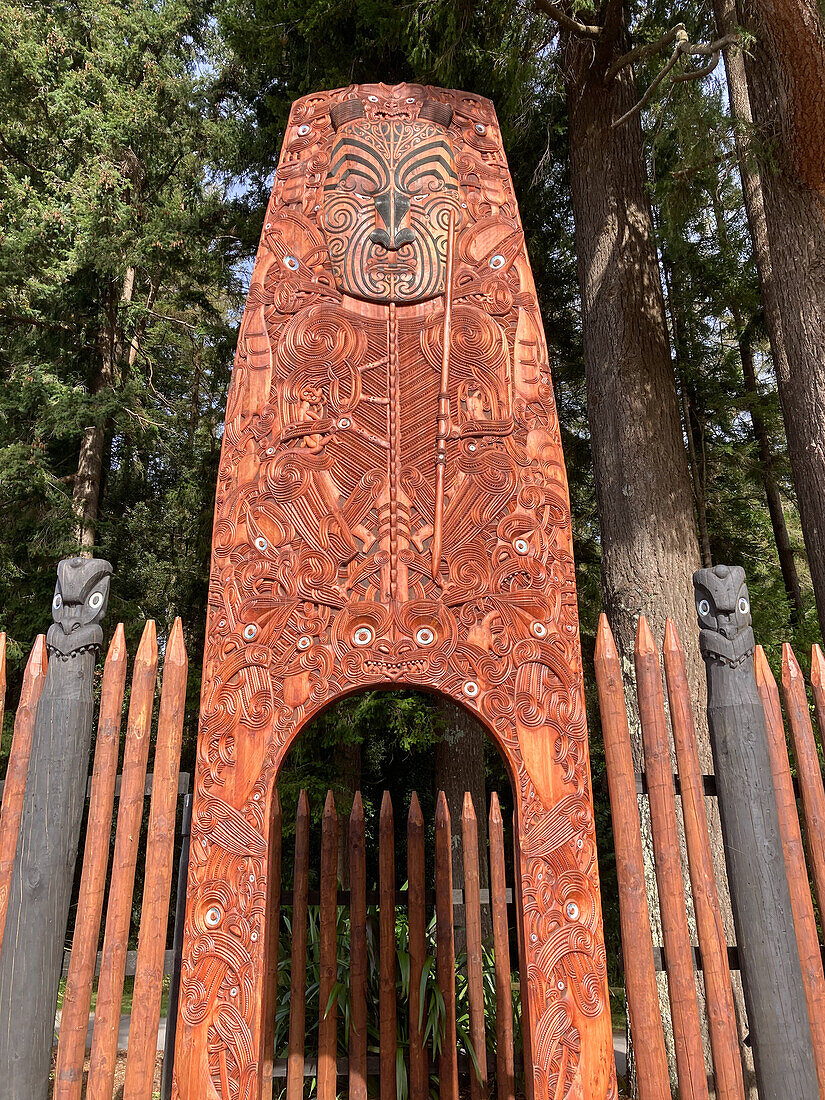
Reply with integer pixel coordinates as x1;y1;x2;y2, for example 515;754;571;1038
432;208;457;579
0;557;111;1099
693;565;818;1100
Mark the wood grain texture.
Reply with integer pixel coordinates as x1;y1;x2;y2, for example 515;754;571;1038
124;618;188;1100
87;620;158;1100
782;645;825;931
694;565;818;1100
261;788;282;1100
286;791;310;1100
172;82;614;1100
350;793;368;1100
54;625;128;1100
0;635;47;958
318;792;339;1100
755;646;825;1094
435;791;459;1100
663;621;744;1100
635;617;708;1100
379;791;397;1100
594;615;670;1100
462;792;488;1100
488;794;514;1100
407;792;427;1100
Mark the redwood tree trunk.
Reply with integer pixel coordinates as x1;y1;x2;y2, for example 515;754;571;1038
720;0;825;630
563;40;705;765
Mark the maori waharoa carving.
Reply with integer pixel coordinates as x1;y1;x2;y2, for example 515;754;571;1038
0;557;111;1098
173;84;615;1100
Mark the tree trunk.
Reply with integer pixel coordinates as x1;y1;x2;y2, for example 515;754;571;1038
739;321;805;619
662;254;713;567
563;39;705;761
434;698;489;949
716;0;825;631
72;268;135;552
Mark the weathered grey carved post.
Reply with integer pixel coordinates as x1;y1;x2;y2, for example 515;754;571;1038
694;564;817;1099
0;557;111;1098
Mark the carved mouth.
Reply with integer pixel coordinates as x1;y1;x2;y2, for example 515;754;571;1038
363;658;428;678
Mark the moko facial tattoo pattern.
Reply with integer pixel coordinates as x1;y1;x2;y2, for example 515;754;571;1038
46;557;112;659
172;83;615;1100
694;564;755;669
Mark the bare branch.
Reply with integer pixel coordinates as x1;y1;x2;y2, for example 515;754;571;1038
611;46;683;127
532;0;601;39
610;29;740;126
671;51;722;83
604;24;686;84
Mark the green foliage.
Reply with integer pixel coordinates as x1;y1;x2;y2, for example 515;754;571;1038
273;903;522;1098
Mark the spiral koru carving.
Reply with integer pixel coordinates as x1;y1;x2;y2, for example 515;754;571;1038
173;82;616;1100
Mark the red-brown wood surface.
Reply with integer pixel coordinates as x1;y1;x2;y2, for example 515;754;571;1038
407;792;427;1100
379;791;397;1100
488;793;514;1100
594;615;670;1100
462;792;488;1100
782;644;825;926
0;634;6;756
350;792;368;1100
756;646;825;1092
318;791;339;1100
662;620;744;1100
0;634;47;959
635;617;708;1100
286;790;310;1100
87;620;158;1100
262;788;282;1100
435;791;459;1100
173;82;614;1100
124;618;188;1100
54;625;128;1100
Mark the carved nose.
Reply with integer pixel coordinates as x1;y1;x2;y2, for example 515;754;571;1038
370;191;414;251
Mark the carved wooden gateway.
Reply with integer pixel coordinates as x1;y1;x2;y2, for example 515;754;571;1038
173;84;615;1100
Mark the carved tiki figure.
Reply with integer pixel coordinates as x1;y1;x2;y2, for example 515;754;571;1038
173;85;615;1100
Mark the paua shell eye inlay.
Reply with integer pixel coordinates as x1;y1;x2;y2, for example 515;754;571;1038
352;626;373;646
698;599;710;616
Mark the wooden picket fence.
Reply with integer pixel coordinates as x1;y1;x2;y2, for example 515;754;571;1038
2;612;825;1099
0;622;187;1100
595;613;825;1100
265;787;518;1100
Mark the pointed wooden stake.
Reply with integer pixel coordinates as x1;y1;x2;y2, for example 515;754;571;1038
124;619;187;1100
594;615;669;1100
87;621;158;1100
663;620;745;1100
435;790;458;1100
407;792;427;1100
488;794;514;1100
0;635;47;958
635;616;708;1100
318;791;339;1100
755;645;825;1093
350;792;368;1100
379;791;397;1100
286;790;310;1100
55;625;128;1100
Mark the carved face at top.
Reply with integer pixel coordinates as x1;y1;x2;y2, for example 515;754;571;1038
46;556;112;657
321;98;459;303
693;564;752;639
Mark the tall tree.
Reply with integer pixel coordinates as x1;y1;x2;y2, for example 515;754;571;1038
714;0;825;631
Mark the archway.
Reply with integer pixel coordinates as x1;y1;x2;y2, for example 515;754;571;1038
172;82;615;1100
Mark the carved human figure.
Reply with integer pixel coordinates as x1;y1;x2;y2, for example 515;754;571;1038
694;564;818;1099
0;557;111;1098
173;84;615;1100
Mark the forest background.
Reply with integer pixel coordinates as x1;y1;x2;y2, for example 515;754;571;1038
1;0;824;995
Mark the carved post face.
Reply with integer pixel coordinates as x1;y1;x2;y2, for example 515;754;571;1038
173;84;615;1100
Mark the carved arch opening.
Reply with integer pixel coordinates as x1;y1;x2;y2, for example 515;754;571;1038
172;82;616;1100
